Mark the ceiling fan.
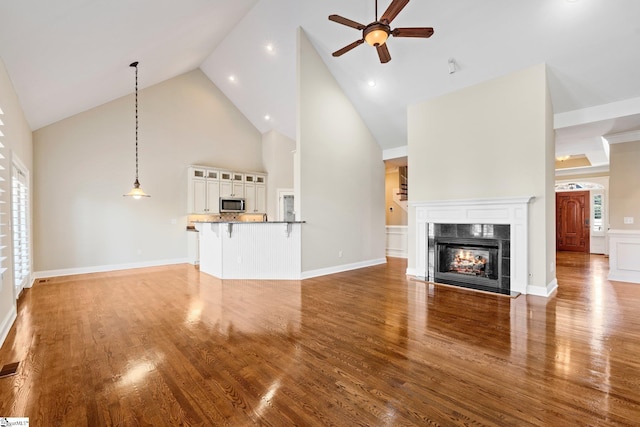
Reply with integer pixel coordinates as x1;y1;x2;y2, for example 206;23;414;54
329;0;434;64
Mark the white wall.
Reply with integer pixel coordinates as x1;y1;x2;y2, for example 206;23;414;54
408;64;556;292
262;129;295;221
0;58;34;346
33;69;262;274
297;28;386;275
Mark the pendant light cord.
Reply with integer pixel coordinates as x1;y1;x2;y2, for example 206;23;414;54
375;0;378;21
131;61;139;182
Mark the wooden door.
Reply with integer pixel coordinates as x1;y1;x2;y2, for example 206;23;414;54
556;191;590;252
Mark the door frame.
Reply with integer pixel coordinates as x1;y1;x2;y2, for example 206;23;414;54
277;188;294;221
556;190;590;253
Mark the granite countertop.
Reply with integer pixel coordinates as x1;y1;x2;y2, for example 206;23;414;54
190;220;305;224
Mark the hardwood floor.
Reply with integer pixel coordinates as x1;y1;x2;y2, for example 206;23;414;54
1;253;640;426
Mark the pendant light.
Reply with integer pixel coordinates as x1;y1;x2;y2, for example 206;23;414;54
124;61;150;199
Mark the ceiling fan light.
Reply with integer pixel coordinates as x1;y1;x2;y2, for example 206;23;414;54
364;24;389;46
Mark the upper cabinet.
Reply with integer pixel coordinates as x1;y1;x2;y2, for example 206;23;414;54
244;174;267;213
188;166;220;214
219;171;244;198
188;166;266;214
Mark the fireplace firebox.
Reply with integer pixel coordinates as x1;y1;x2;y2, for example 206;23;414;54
427;224;511;295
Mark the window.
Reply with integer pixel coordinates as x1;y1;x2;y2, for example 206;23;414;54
12;159;30;293
0;107;6;277
591;190;605;236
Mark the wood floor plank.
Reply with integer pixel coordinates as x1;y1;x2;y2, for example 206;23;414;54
1;253;640;425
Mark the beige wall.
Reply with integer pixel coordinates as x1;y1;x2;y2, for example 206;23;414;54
33;69;262;273
0;59;33;342
610;140;640;229
385;169;408;226
262;130;295;221
297;29;385;272
407;63;556;290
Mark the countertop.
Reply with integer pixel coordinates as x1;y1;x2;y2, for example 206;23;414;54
191;220;305;224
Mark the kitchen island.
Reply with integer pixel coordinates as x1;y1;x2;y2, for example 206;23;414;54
194;221;303;280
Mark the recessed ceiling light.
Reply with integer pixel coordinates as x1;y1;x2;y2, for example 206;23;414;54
266;44;275;53
228;75;237;82
367;80;376;87
264;114;271;121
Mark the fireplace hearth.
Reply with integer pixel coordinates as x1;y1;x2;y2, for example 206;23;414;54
427;224;510;295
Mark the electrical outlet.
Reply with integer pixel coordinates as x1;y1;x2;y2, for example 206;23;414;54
170;218;177;225
338;250;343;258
624;217;634;224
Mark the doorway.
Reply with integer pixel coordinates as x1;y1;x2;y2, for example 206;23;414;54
556;191;590;253
277;189;295;221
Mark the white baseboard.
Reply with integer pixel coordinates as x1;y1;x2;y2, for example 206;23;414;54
526;278;558;297
386;249;408;259
32;258;191;282
301;258;387;280
608;271;640;284
0;304;17;349
406;267;418;277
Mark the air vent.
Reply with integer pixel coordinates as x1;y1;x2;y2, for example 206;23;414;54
0;361;19;378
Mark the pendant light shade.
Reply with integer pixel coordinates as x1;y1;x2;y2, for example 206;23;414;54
124;61;150;198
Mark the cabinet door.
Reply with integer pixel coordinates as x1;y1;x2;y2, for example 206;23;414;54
206;180;220;213
219;180;233;197
255;185;266;213
244;183;256;212
232;181;244;198
191;179;207;213
191;168;206;179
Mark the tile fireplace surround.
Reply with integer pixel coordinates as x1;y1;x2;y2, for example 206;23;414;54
410;196;551;296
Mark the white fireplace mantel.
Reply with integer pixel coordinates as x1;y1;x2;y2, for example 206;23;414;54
410;196;535;295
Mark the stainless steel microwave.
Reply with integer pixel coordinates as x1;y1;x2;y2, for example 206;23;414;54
219;197;246;213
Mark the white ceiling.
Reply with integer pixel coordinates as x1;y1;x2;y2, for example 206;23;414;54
2;0;640;169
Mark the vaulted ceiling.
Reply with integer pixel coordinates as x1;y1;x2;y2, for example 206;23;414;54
2;0;640;171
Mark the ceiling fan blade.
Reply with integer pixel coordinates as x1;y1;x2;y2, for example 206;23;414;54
380;0;410;25
329;14;366;30
392;27;434;38
332;39;365;57
376;43;391;63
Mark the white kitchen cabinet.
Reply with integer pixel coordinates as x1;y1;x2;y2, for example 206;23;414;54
189;166;266;214
244;174;267;213
188;166;220;214
220;171;244;197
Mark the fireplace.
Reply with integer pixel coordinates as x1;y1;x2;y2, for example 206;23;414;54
427;223;511;295
411;197;536;295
